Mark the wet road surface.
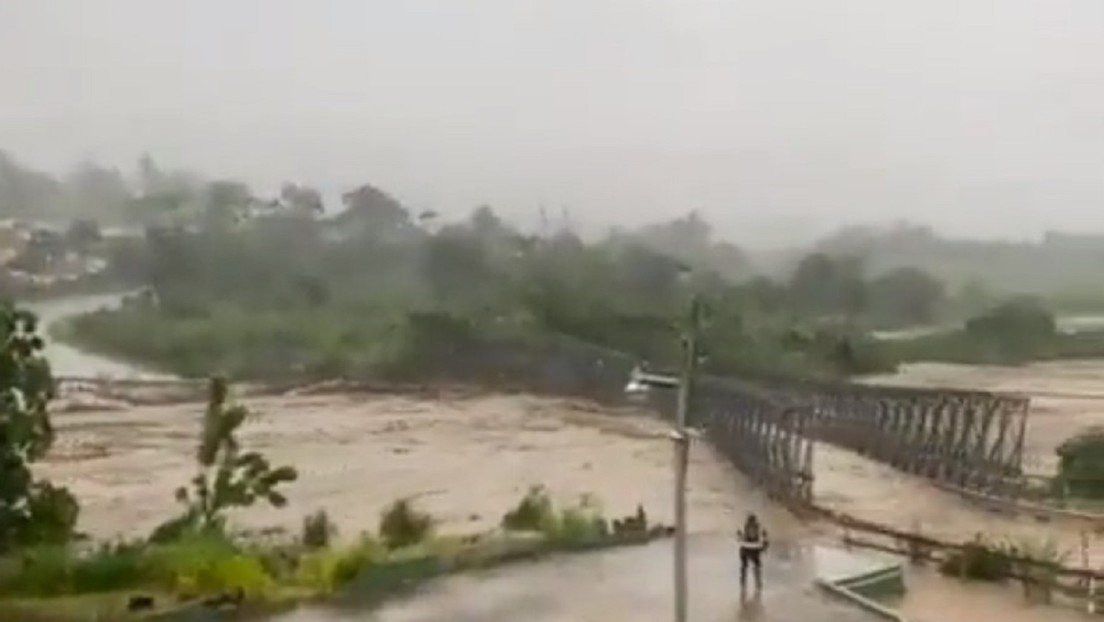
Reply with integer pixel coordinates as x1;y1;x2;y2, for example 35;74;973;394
273;536;884;622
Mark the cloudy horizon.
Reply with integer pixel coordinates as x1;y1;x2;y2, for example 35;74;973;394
3;1;1102;247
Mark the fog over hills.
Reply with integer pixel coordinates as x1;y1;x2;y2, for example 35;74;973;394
2;1;1103;247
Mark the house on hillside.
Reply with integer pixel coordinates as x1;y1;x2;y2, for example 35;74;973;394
0;219;32;266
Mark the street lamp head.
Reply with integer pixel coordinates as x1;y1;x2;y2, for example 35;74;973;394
624;364;650;394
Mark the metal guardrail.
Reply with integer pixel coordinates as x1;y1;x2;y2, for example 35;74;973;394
816;574;906;622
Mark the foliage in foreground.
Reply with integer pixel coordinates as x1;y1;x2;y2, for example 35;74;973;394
151;377;297;543
302;509;338;550
501;486;555;532
379;499;433;550
0;533;273;599
0;490;660;614
501;486;654;546
0;305;79;552
940;533;1067;602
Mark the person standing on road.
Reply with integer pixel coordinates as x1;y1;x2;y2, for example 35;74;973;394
738;513;768;592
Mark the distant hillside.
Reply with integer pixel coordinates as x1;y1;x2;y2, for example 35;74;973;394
756;223;1104;298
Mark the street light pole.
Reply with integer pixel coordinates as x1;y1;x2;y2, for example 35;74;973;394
622;294;702;622
673;295;700;622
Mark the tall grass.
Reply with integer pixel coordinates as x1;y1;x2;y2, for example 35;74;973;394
501;486;555;532
0;492;660;614
0;534;275;599
294;536;384;594
0;543;146;597
302;510;337;550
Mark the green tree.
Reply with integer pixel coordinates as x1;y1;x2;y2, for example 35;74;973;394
203;180;254;231
470;204;506;237
0;306;79;551
1056;427;1104;498
279;182;324;217
867;267;945;327
789;253;866;319
422;227;492;306
966;298;1055;342
337;183;412;238
152;377;297;541
959;297;1057;361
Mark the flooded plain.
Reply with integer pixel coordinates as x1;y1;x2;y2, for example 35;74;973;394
27;294;1104;621
39;391;805;543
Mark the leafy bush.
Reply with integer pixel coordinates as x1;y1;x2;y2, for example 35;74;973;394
939;537;1013;581
966;298;1056;342
152;377;298;542
1056;427;1104;499
0;306;79;551
884;296;1083;366
500;489;649;546
0;546;74;596
0;535;276;599
143;534;274;598
379;499;433;550
530;495;609;547
551;504;607;547
501;486;555;532
302;509;337;549
68;542;147;595
295;537;383;593
26;546;144;599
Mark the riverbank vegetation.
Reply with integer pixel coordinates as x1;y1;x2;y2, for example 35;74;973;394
65;200;921;382
885;298;1104;366
63;200;1104;386
1;495;662;621
0;306;79;552
0;313;666;620
8;153;1098;388
30;171;969;383
8;152;1104;380
938;534;1067;604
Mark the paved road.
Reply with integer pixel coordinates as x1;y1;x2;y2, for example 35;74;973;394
273;536;884;622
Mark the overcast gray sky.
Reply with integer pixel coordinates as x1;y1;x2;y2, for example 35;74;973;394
2;1;1102;246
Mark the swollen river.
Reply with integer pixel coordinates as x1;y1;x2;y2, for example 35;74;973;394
26;291;171;380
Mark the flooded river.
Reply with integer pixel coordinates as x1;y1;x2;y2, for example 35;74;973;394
26;291;170;380
27;292;1100;621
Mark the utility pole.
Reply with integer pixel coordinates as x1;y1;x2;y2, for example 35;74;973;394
623;294;702;622
673;295;700;622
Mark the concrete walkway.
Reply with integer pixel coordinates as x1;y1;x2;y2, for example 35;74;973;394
273;536;885;622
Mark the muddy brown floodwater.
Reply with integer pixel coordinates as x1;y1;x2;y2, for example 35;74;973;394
38;391;804;542
37;385;1097;622
32;299;1104;622
862;360;1104;477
